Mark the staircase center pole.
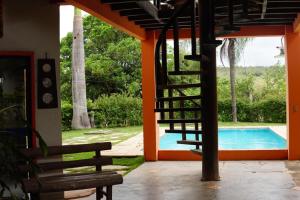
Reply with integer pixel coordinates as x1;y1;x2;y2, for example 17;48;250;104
199;0;220;181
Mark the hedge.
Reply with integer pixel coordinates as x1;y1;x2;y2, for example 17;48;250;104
218;99;286;123
61;95;142;130
61;97;286;130
92;94;143;127
61;101;73;130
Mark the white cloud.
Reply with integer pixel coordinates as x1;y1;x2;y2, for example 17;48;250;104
217;37;284;67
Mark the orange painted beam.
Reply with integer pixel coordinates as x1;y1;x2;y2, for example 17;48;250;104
223;25;286;37
154;28;198;40
285;26;300;160
141;32;159;161
64;0;146;40
293;14;300;33
158;150;288;161
153;25;286;40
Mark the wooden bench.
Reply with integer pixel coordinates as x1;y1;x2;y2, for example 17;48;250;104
19;142;123;200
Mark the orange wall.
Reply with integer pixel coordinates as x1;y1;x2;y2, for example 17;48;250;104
141;31;159;161
285;26;300;160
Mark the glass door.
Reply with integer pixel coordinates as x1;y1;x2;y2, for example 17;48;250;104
0;55;33;148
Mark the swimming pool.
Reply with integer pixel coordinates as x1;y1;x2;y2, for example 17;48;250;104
159;128;287;150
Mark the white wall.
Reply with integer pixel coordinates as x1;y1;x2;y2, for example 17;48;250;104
0;0;62;146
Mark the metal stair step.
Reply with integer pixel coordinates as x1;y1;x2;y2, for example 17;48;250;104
156;95;202;102
157;119;201;124
165;129;202;134
191;149;202;155
223;25;241;32
215;29;238;37
184;54;208;62
168;71;202;75
155;107;201;112
202;40;223;48
158;83;202;89
177;140;203;145
215;25;240;37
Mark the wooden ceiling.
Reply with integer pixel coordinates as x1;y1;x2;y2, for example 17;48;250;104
99;0;300;31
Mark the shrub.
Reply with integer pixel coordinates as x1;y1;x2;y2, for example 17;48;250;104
61;95;143;130
218;98;286;123
61;101;73;131
93;94;143;127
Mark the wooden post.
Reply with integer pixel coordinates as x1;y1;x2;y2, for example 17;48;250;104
199;0;220;181
95;150;103;200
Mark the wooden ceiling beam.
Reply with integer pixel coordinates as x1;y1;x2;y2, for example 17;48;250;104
120;8;146;16
49;0;69;4
64;0;146;40
101;0;148;4
110;2;139;10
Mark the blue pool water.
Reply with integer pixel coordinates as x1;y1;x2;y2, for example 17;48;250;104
159;128;287;150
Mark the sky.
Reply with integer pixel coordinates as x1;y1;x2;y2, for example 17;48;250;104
60;6;284;67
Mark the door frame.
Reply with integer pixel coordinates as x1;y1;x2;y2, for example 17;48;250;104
0;51;36;147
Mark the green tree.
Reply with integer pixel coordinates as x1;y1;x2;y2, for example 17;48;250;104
60;15;142;102
60;33;73;102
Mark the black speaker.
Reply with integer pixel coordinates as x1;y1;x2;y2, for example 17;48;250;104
37;59;58;109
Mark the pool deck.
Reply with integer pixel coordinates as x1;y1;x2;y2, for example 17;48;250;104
77;160;300;200
269;126;287;139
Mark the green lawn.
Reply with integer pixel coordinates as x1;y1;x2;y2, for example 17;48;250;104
64;156;144;175
63;126;144;175
62;126;142;145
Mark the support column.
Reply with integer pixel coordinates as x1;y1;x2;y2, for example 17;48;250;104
200;0;220;181
285;27;300;160
141;31;159;161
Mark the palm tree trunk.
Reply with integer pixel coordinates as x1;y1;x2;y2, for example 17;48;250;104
228;39;238;122
71;7;91;129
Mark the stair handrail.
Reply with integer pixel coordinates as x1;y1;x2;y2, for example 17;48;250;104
154;0;200;107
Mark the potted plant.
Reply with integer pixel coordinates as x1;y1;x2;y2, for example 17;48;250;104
0;105;47;199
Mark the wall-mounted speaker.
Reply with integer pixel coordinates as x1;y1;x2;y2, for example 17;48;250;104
37;59;58;109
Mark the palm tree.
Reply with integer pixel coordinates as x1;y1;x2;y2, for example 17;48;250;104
71;7;91;129
220;38;252;122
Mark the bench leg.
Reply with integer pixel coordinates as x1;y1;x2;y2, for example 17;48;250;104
106;186;112;200
96;187;103;200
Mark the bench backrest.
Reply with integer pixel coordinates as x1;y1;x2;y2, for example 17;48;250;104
19;142;112;174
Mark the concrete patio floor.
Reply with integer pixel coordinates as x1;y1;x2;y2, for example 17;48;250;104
79;160;300;200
